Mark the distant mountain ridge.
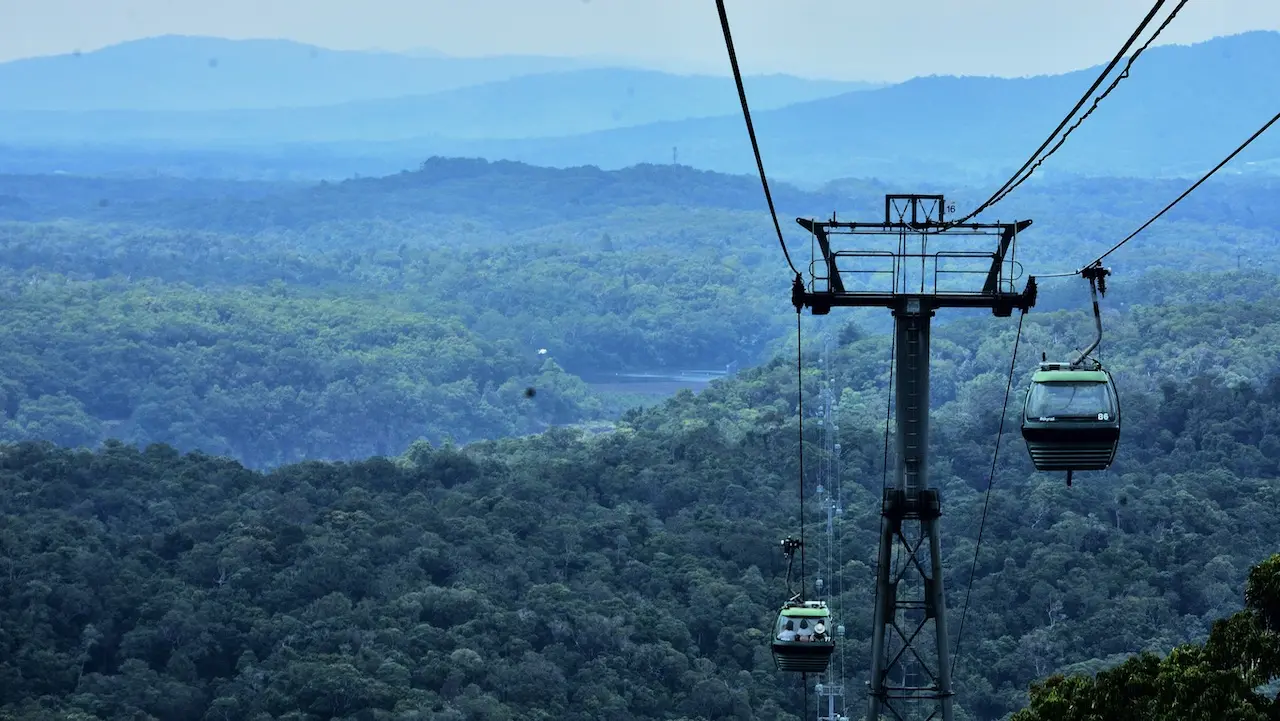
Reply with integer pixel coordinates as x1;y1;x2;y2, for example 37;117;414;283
445;31;1280;182
0;32;1276;185
0;66;880;142
0;35;880;113
0;35;604;111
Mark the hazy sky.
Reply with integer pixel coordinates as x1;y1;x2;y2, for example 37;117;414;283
2;0;1279;81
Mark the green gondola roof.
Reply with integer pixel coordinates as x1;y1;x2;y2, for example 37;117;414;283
780;607;831;618
1031;369;1109;383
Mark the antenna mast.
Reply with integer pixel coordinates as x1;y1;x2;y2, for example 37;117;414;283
815;334;849;721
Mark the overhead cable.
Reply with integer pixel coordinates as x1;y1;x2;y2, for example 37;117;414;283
715;0;801;276
953;310;1025;668
950;0;1170;226
1083;109;1280;269
981;0;1191;211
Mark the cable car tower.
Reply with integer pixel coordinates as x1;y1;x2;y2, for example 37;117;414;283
791;195;1037;721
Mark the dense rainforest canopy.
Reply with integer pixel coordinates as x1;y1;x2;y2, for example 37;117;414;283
1;161;1279;468
0;160;1278;719
2;362;1279;719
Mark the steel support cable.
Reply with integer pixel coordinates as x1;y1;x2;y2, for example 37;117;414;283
797;312;807;594
1083;109;1280;269
804;673;810;719
982;0;1190;211
868;326;897;681
953;310;1025;670
797;314;809;721
715;0;801;276
832;341;849;691
880;333;896;502
1032;109;1280;280
949;0;1169;227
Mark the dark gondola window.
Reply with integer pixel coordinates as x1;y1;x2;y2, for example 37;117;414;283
1025;381;1115;419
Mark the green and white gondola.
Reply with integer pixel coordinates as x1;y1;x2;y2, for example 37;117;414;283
771;600;835;673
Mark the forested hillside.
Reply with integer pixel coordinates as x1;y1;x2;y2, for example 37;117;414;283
2;158;1278;719
0;276;609;468
1013;555;1280;720
2;292;1279;718
1;160;1279;470
4;210;1277;721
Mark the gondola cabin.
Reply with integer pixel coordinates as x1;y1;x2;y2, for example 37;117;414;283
1020;361;1121;474
771;600;835;673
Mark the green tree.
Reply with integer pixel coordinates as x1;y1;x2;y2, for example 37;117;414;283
1013;553;1280;721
